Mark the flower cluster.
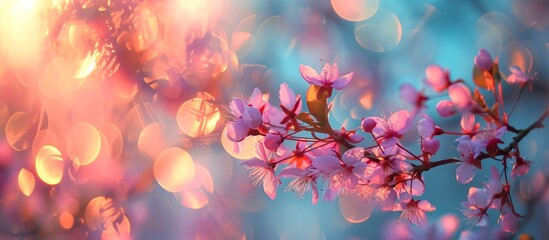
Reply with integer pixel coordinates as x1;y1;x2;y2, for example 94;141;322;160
223;52;547;235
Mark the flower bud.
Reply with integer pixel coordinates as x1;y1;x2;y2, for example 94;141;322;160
474;49;492;71
436;100;456;117
361;117;377;133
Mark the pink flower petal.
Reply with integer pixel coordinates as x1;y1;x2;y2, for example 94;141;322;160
500;212;518;233
425;65;450;92
418;200;436;212
422;138;440;154
264;132;283;151
299;64;322;86
389;110;411;133
226;119;249;142
241;159;269;168
456;163;476;184
418;117;435;138
460;113;476;133
262;169;277;199
436;100;456;117
331;72;353;90
242;106;262;129
313;155;342;173
279;82;296;110
278;167;304;178
449;83;473;111
474;49;493;71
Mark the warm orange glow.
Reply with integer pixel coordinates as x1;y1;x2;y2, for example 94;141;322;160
101;215;131;240
35;145;64;185
85;196;119;231
66;122;102;166
5;111;37;151
331;0;379;22
18;168;35;196
59;211;74;229
338;194;373;223
138;123;169;159
176;93;220;138
221;127;262;160
154;148;195;192
176;164;214;209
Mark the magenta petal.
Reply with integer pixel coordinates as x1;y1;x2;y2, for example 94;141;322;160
241;159;268;168
226;119;248;142
313;155;341;174
456;163;476;184
311;183;319;205
242;106;262;129
417;117;435;138
279;82;295;110
399;83;419;104
264;133;282;151
299;64;322;86
474;49;492;71
449;83;472;111
278;167;303;178
418;200;436;212
262;170;277;200
436;100;456;117
331;72;353;90
389;110;411;133
500;212;518;233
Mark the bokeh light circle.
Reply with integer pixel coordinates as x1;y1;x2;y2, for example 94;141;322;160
176;94;220;138
66;122;102;166
354;9;402;52
175;164;214;209
35;145;64;185
498;41;533;78
5;111;37;151
18;168;35;196
221;127;263;160
331;0;379;22
338;194;374;223
154;148;195;192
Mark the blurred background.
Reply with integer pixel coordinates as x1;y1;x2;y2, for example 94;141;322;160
0;0;548;239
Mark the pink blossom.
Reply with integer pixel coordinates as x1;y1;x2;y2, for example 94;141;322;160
278;82;302;129
499;212;518;233
264;131;284;151
460;113;479;134
241;142;279;199
448;83;474;112
385;214;460;240
313;147;367;190
461;187;491;226
425;65;451;92
506;65;532;85
371;110;412;149
400;83;428;115
511;157;531;178
436;100;456;117
418;117;436;139
361;117;377;133
422;138;440;154
473;125;506;155
284;141;313;169
455;137;482;184
299;62;353;90
226;88;269;142
474;49;493;71
336;127;364;144
279;166;320;204
398;193;436;225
